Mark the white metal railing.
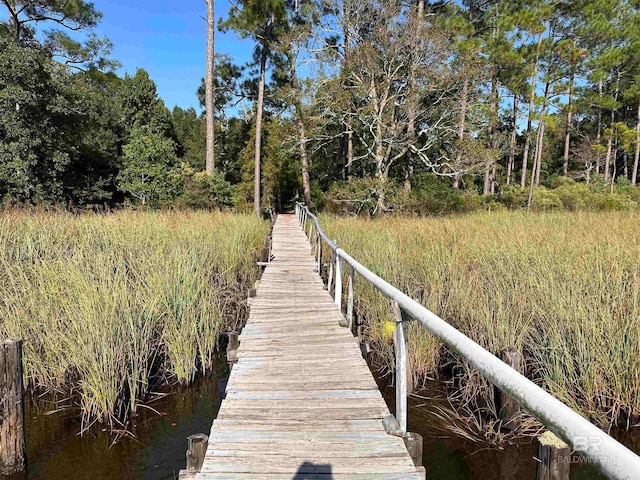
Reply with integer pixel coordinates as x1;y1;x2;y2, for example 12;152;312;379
294;202;640;480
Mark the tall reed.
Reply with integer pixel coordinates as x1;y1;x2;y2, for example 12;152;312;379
322;211;640;438
0;209;267;428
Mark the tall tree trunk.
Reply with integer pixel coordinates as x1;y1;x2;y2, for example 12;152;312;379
596;79;603;175
453;75;469;190
298;118;312;206
506;95;518;186
254;49;267;218
342;1;353;181
562;71;574;176
205;0;215;175
533;81;550;186
520;33;543;190
404;0;424;192
633;102;640;186
604;68;622;184
5;0;20;39
604;110;614;182
527;81;550;210
484;74;499;195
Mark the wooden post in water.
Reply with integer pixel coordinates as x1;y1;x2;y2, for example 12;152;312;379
178;433;209;478
0;339;26;475
227;332;240;366
536;431;570;480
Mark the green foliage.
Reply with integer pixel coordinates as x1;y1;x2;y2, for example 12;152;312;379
0;36;79;202
177;164;235;209
325;178;408;216
116;127;182;206
529;187;563;211
117;69;175;138
1;0;115;70
408;174;482;214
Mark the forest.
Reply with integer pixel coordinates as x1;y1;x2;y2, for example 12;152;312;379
2;0;640;216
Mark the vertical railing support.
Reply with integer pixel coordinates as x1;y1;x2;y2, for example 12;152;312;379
327;249;335;292
347;267;355;331
335;255;343;310
316;234;322;274
391;301;408;433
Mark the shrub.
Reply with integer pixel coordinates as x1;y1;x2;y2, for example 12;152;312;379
554;182;592;211
530;187;562;211
177;164;235;209
588;192;638;211
325;177;408;216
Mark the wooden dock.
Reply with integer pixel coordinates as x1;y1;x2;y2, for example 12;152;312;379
197;214;423;479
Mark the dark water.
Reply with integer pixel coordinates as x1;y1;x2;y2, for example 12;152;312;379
10;357;635;480
380;383;629;480
11;368;227;480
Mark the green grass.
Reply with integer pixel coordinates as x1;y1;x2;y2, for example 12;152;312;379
322;211;640;439
0;209;268;429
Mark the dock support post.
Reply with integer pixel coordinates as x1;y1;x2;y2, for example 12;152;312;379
0;339;25;476
536;431;570;480
403;432;424;470
227;332;239;366
498;347;523;428
334;256;342;310
178;433;209;478
347;267;355;331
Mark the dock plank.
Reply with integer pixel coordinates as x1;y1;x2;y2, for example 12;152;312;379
197;214;422;479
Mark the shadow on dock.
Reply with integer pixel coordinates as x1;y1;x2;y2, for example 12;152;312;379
292;461;333;479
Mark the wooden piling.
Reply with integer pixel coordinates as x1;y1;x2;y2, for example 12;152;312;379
227;332;240;365
0;339;26;475
536;431;570;480
498;347;523;428
403;432;424;468
178;433;209;478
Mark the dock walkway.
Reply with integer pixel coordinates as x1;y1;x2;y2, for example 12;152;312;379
197;214;423;479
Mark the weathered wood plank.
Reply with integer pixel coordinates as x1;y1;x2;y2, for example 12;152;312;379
196;214;422;479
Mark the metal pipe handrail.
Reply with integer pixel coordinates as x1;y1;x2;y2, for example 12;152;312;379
294;202;640;480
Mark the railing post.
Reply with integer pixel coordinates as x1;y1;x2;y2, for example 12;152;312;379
335;255;343;310
316;234;322;274
327;249;335;292
347;267;355;331
391;301;407;434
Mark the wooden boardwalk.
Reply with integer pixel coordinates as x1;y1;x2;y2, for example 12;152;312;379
197;214;423;479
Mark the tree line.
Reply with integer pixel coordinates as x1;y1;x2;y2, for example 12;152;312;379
2;1;640;215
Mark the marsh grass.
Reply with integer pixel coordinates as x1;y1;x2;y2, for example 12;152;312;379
0;209;267;429
323;211;640;441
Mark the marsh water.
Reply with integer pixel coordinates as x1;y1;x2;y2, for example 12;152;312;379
11;358;634;480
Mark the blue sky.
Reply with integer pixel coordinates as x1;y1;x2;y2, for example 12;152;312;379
92;0;254;111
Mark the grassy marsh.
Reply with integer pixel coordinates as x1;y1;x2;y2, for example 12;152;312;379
322;211;640;440
0;209;268;429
